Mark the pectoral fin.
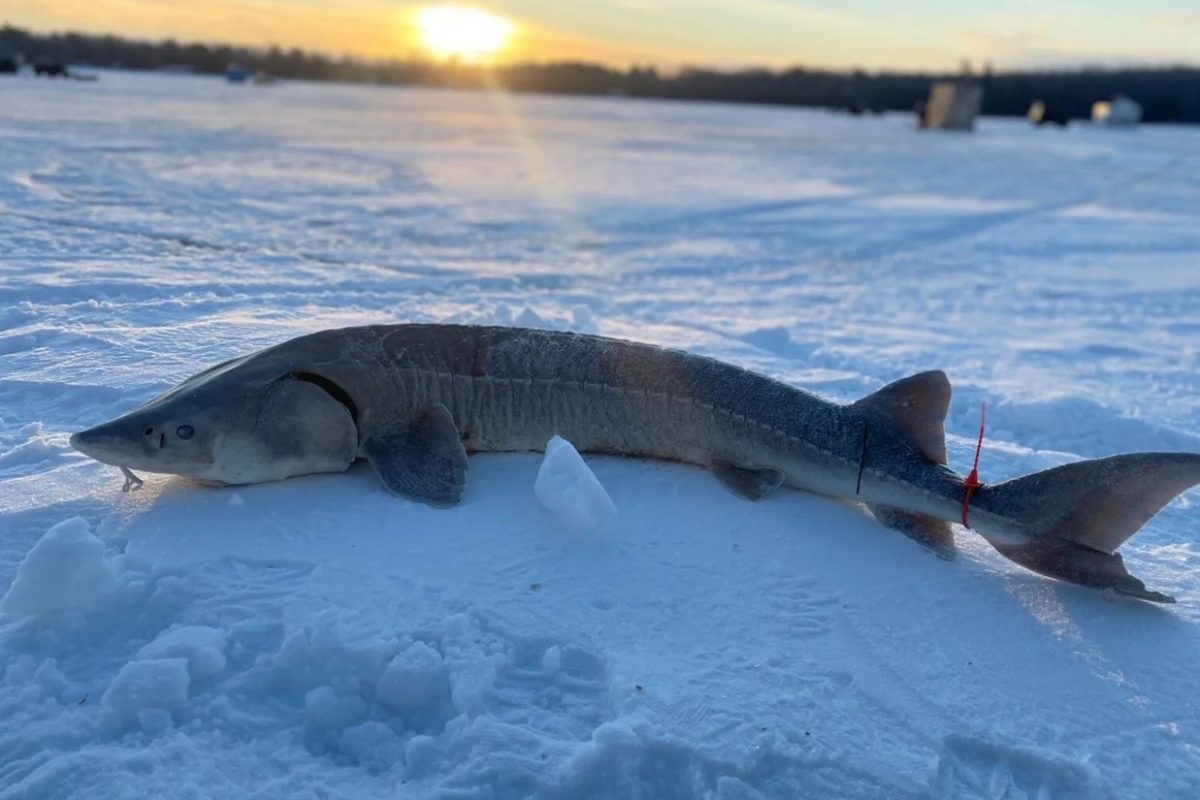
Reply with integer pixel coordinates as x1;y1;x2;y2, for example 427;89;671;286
867;504;956;560
711;460;785;501
364;404;468;507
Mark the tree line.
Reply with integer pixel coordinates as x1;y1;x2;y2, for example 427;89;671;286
4;24;1199;123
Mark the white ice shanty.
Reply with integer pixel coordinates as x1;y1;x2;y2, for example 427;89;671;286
1092;95;1142;127
919;81;984;131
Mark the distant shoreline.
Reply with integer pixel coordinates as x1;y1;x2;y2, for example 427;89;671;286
4;23;1200;124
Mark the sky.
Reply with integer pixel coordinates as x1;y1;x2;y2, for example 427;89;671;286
3;0;1198;71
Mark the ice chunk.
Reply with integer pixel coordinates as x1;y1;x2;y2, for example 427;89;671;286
0;517;119;622
376;641;450;714
534;436;617;532
102;658;190;726
137;626;228;680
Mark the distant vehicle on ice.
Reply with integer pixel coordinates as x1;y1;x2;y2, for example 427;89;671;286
1028;100;1069;127
32;59;69;77
27;58;98;81
0;43;19;74
225;63;249;83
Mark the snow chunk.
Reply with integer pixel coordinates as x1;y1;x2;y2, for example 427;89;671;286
542;645;562;675
137;709;175;736
376;641;450;715
305;685;367;732
102;658;190;728
557;720;644;794
137;626;228;680
534;436;617;533
0;517;119;623
404;734;438;773
338;721;404;773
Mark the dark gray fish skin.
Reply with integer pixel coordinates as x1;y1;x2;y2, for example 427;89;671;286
71;324;1200;603
273;325;966;520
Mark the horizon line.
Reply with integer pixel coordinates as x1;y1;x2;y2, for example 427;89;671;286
5;21;1200;78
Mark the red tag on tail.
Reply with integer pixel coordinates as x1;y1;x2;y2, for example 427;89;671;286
961;402;986;529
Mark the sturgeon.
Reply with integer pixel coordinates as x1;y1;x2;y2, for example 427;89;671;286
71;324;1200;602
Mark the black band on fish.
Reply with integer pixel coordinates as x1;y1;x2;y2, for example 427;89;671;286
289;372;359;425
856;423;869;495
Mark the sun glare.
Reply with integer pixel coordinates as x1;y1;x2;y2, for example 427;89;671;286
414;5;514;64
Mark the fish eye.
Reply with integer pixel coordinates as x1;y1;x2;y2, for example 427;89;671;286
176;425;194;440
144;427;154;436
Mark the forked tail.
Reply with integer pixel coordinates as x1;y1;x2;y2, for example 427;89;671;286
974;453;1200;603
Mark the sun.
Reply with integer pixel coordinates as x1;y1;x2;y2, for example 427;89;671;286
413;5;515;64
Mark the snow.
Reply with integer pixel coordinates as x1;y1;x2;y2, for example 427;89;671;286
535;436;619;533
0;517;120;623
931;735;1108;800
102;658;191;730
136;625;227;680
375;641;453;719
1;70;1199;798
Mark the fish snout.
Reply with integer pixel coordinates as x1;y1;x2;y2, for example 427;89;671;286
69;420;143;465
69;425;113;461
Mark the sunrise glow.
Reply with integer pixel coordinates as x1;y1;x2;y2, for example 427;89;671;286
413;5;514;63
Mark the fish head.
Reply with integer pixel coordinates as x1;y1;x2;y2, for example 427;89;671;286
70;407;219;479
70;353;359;485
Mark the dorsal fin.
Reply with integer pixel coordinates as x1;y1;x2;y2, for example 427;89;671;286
852;370;950;464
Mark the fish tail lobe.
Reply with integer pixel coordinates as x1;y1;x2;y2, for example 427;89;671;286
974;452;1200;602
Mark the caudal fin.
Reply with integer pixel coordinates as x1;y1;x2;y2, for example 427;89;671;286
976;453;1200;602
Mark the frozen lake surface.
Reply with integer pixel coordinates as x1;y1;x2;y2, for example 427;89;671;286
2;71;1200;798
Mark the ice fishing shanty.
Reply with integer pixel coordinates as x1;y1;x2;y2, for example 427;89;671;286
919;81;984;131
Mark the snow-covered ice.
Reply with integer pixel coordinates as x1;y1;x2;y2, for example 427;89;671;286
2;71;1200;798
